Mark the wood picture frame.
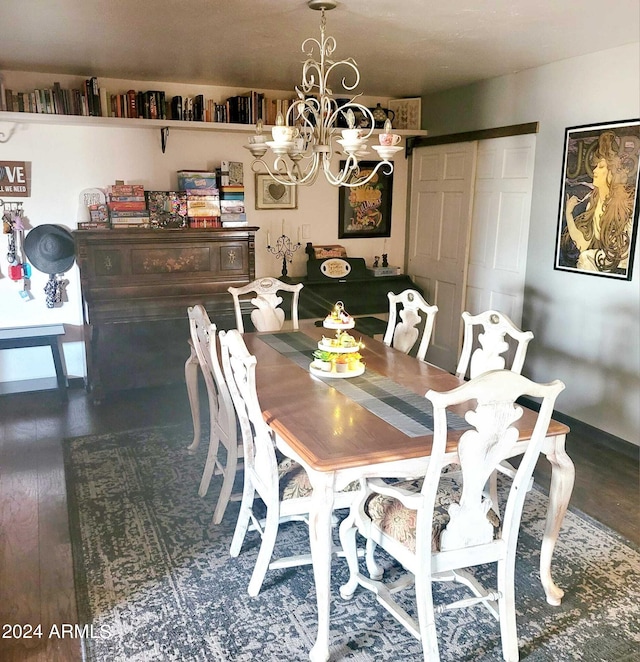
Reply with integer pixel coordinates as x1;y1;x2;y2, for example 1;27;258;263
338;161;393;239
255;174;297;210
554;119;640;280
388;98;422;131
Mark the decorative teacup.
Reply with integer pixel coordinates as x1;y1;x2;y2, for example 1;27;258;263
379;133;401;146
249;134;268;145
272;125;296;143
341;128;364;143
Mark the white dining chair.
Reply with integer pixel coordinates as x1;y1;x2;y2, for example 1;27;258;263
455;310;534;380
383;289;438;361
219;328;356;597
454;309;536;511
185;305;242;524
228;277;303;333
339;369;565;662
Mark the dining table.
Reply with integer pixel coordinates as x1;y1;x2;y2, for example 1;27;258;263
242;320;573;662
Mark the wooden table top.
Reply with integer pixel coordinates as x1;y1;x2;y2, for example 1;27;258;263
243;321;570;472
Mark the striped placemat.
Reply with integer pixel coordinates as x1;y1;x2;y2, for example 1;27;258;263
258;332;469;437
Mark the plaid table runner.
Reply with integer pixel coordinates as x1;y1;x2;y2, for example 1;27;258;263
258;332;469;438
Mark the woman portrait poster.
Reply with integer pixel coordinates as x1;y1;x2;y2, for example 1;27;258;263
555;120;640;280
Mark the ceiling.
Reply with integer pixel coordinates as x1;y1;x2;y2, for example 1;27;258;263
1;0;638;99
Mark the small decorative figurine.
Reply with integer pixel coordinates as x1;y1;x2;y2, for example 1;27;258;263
373;255;380;268
382;253;388;267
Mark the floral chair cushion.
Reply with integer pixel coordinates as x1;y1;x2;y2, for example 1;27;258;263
365;476;501;554
278;456;360;500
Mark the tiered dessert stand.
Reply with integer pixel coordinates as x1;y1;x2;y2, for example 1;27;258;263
309;302;365;378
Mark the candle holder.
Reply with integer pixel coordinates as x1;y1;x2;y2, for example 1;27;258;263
267;233;301;279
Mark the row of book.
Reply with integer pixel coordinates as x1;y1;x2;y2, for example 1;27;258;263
0;77;296;125
2;78;101;117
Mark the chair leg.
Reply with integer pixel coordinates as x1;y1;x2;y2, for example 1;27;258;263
212;446;238;524
248;505;280;597
198;428;221;498
415;566;440;662
497;557;519;662
489;470;500;518
365;537;383;580
230;478;255;557
338;508;361;600
185;346;201;453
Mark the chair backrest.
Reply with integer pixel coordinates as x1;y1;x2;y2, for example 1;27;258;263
187;305;236;451
228;277;304;334
383;289;438;361
425;370;564;552
455;310;534;380
219;328;279;501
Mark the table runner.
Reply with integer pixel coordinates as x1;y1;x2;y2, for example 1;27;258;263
258;332;469;437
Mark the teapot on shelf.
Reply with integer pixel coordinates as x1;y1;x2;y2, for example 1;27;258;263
369;103;395;129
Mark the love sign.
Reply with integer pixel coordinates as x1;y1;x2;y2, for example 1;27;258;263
0;161;31;197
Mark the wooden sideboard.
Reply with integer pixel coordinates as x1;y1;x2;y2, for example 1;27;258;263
74;227;258;401
290;274;421;319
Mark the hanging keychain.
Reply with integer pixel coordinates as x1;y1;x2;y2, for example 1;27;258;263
4;207;20;278
44;273;65;308
14;212;34;301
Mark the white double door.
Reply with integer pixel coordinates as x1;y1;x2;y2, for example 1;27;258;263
407;133;536;372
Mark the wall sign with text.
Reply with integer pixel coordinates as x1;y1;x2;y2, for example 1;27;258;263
0;161;32;197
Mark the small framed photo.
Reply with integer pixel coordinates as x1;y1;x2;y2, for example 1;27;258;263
554;119;640;280
255;174;297;210
388;98;422;131
338;161;393;239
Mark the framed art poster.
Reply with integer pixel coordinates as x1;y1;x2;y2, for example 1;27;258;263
255;174;297;210
338;161;393;238
338;161;393;239
554;119;640;280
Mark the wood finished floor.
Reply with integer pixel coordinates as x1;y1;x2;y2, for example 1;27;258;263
0;383;638;662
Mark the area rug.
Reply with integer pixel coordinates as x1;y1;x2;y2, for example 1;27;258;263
63;425;640;661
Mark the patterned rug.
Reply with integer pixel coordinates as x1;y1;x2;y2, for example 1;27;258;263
63;425;640;661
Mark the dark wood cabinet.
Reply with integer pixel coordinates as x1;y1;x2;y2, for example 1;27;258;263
74;227;258;400
291;274;421;318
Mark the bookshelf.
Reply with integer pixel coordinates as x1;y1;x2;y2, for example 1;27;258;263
0;74;428;146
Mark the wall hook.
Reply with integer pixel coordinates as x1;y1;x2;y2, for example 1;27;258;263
160;127;170;153
0;124;18;144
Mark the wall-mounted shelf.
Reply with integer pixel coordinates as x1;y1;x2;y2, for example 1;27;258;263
0;111;428;137
0;110;427;153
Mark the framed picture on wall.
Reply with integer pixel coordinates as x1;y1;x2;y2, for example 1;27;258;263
255;173;297;209
338;161;393;238
388;98;422;131
554;119;640;280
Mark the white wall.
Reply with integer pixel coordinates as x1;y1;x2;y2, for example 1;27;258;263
0;75;409;383
421;43;640;445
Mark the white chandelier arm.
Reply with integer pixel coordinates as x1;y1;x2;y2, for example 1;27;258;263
323;59;360;92
323;158;394;188
250;152;323;187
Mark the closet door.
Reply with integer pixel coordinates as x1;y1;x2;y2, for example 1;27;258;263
465;134;536;326
407;142;477;372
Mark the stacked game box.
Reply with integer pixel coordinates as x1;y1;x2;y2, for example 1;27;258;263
219;161;247;227
177;170;220;228
107;182;149;227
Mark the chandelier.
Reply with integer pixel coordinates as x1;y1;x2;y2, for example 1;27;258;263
245;0;403;188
